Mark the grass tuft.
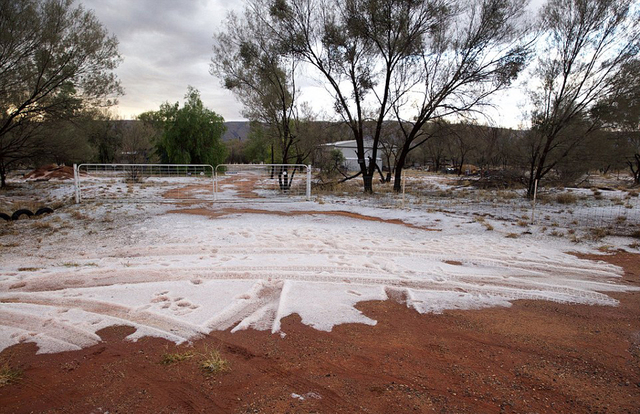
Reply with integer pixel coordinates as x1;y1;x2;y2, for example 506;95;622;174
0;361;22;388
555;192;578;204
160;350;195;365
200;349;229;375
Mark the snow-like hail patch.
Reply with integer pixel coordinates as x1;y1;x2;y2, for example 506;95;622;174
0;204;636;354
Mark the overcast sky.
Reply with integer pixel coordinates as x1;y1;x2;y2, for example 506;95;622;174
79;0;245;121
80;0;541;128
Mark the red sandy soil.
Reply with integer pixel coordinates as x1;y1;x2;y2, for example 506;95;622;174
24;165;75;181
0;251;638;413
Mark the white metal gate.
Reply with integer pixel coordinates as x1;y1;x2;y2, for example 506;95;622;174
214;164;311;202
74;164;215;203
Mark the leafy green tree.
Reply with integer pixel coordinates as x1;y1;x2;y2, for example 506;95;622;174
140;87;227;166
0;0;122;186
85;111;122;163
243;121;273;163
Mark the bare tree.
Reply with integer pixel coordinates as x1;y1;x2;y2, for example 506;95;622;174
269;0;439;192
389;0;533;191
212;1;302;190
0;0;122;186
524;0;640;197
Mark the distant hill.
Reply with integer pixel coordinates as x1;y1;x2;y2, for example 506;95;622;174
223;121;250;142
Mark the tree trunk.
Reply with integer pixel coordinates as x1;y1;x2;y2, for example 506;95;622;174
393;148;408;192
363;173;373;193
0;161;6;188
457;154;466;176
628;154;640;185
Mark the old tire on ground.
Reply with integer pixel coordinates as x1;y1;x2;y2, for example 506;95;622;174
0;212;10;221
35;207;54;216
11;209;34;220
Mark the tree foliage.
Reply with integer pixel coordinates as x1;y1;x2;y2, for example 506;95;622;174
0;0;122;186
140;87;227;166
265;0;533;193
212;1;301;166
593;59;640;183
525;0;640;196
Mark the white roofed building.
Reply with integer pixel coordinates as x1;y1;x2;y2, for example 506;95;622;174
322;139;383;172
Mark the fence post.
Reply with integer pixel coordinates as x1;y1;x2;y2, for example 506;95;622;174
73;164;80;204
531;179;538;225
213;166;218;202
306;165;312;201
402;173;406;209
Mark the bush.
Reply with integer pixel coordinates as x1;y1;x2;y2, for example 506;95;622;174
555;192;578;204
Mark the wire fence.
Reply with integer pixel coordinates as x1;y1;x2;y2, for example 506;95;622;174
74;164;215;203
214;164;311;202
379;184;640;237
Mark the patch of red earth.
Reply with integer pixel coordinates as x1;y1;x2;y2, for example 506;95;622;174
167;207;441;232
162;184;215;201
215;174;265;199
0;252;638;413
24;165;75;181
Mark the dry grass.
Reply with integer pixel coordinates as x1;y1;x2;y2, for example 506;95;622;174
31;220;54;230
555;192;578;204
0;360;22;388
0;201;40;215
70;210;89;220
200;349;229;375
589;227;610;241
160;350;195;365
61;262;98;268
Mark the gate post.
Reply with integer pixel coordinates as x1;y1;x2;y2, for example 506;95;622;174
306;165;312;201
73;164;80;204
213;165;218;202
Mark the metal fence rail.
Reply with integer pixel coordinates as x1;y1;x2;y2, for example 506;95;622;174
214;164;311;202
74;164;215;203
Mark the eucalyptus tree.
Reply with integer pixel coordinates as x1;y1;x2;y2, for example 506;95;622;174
0;0;122;186
212;1;302;189
592;59;640;184
388;0;533;191
525;0;640;197
268;0;438;192
267;0;533;192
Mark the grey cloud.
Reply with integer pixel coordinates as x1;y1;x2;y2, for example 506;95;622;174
78;0;244;119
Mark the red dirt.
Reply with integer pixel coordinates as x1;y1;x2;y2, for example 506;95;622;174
24;165;75;181
0;252;639;413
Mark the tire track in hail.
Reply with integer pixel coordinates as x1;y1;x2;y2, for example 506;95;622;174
0;294;205;343
96;244;620;279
